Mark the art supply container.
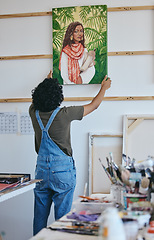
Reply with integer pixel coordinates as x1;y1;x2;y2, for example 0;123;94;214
151;193;154;203
121;186;127;210
142;221;154;240
74;199;113;215
98;207;126;240
126;194;147;208
110;184;122;203
123;219;138;240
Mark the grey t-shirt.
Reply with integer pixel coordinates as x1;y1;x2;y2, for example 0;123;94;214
29;104;84;156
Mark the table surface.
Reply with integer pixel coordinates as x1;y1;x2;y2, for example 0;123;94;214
30;228;98;240
0;179;39;202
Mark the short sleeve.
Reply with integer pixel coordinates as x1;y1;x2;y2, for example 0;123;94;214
61;106;84;122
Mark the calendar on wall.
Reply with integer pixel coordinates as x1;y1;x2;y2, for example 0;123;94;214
20;113;34;135
0;112;34;135
0;112;18;134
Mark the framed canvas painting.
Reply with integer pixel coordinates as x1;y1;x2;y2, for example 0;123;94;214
52;5;107;85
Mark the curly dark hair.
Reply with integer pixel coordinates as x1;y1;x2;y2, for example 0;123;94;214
31;78;64;112
62;21;85;49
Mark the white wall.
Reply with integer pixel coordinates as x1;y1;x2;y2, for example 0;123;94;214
0;0;154;239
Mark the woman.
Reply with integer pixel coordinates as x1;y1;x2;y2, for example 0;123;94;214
59;22;95;84
29;71;111;235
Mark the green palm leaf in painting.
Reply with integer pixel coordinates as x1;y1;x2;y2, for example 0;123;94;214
79;5;107;83
53;27;67;50
53;7;75;27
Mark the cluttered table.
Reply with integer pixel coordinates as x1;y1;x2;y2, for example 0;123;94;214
30;193;154;240
29;195;109;240
30;154;154;240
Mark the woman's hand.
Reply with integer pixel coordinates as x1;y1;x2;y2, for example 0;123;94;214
76;75;82;84
83;75;111;116
101;75;111;90
47;70;52;79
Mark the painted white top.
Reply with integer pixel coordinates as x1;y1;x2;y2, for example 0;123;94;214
60;48;95;84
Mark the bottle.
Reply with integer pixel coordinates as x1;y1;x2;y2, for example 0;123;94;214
121;186;127;210
148;174;154;202
98;207;126;240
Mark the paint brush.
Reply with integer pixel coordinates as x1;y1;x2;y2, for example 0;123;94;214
109;153;117;177
139;177;150;194
83;182;87;197
106;157;114;177
98;158;114;184
109;152;114;163
79;195;100;201
81;182;88;202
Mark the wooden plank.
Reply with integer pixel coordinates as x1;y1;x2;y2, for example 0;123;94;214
64;96;154;102
0;96;154;103
91;144;94;194
108;5;154;12
104;96;154;101
0;54;52;60
122;115;128;163
0;6;153;19
128;115;154;120
108;50;154;56
0;98;32;103
0;11;52;19
0;50;153;61
92;134;122;138
128;118;144;134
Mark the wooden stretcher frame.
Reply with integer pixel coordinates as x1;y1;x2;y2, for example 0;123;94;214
0;5;154;102
88;132;123;195
122;114;154;166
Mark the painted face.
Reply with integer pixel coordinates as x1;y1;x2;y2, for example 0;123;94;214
73;25;83;43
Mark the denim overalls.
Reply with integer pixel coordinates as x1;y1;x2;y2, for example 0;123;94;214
33;107;76;235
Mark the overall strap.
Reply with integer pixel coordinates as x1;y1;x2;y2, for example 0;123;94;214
45;107;60;131
35;110;44;130
35;107;60;131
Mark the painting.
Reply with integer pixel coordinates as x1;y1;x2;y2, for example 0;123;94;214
52;5;107;85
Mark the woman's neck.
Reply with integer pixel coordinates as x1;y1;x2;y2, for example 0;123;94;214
74;40;79;44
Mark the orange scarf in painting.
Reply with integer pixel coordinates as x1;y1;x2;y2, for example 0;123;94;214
59;43;84;83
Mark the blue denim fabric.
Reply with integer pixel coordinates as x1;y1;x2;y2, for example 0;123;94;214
33;107;76;235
